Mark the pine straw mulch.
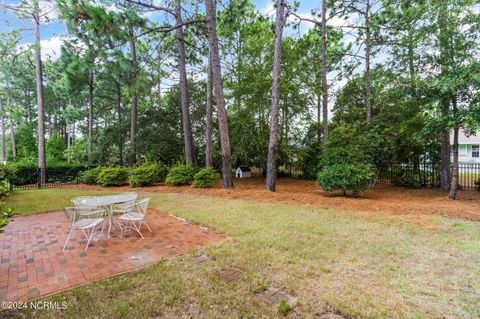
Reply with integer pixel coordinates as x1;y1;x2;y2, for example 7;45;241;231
65;177;480;228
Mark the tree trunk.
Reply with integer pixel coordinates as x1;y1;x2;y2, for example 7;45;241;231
365;0;372;122
116;82;124;166
205;47;214;167
316;93;321;142
408;32;415;96
9;119;16;159
129;32;138;166
449;98;458;199
205;0;233;188
72;121;75;146
175;1;194;166
34;10;46;184
6;83;16;158
321;0;329;140
438;3;450;192
265;0;286;192
0;95;5;162
87;71;94;164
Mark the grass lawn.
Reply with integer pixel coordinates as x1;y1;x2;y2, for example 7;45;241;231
3;189;480;318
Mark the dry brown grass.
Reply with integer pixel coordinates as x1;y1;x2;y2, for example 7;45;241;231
4;190;479;318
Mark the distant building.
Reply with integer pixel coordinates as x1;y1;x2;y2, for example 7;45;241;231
450;130;480;163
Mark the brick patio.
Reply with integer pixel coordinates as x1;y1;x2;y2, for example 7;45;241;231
0;209;223;302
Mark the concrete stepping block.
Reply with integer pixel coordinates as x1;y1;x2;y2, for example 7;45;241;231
255;287;297;306
189;254;210;265
317;313;346;319
216;266;245;282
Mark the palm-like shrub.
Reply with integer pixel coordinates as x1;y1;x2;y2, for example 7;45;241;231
165;164;196;185
96;167;129;186
193;167;220;188
316;124;374;196
79;167;102;184
317;163;373;195
129;163;169;187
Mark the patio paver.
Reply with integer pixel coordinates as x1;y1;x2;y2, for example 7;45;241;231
0;209;223;302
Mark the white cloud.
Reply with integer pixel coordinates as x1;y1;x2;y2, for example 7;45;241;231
18;36;66;60
40;36;64;60
260;2;275;17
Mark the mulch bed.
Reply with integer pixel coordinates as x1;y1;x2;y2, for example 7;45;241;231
65;177;480;226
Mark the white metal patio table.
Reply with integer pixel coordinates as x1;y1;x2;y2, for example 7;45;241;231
75;194;137;238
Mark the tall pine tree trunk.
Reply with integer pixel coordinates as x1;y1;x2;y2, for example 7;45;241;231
0;95;5;162
266;0;286;192
205;0;233;188
205;47;214;167
321;0;329;140
449;97;458;199
116;82;124;166
129;32;138;166
438;3;450;192
365;0;372;122
87;71;94;164
34;9;46;184
6;85;16;158
175;1;194;166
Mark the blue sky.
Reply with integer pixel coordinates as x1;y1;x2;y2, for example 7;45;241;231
0;0;324;60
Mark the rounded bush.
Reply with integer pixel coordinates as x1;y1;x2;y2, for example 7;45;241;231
129;163;169;187
79;167;102;184
316;163;373;196
193;167;220;188
96;167;129;186
165;164;196;186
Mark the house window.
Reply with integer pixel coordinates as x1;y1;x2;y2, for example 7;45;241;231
473;145;480;158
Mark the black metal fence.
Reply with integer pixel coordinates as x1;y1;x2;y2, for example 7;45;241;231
7;166;88;191
277;165;303;178
376;163;480;190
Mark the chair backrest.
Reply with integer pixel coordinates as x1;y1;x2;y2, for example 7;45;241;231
135;198;150;216
65;206;104;223
121;192;138;200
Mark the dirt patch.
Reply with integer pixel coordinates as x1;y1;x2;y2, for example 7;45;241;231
65;177;480;225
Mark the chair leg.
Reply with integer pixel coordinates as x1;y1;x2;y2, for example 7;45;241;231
119;221;125;238
84;226;97;251
142;220;152;233
63;229;74;251
131;221;144;239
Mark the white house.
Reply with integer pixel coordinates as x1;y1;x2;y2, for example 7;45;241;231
450;130;480;163
235;165;251;178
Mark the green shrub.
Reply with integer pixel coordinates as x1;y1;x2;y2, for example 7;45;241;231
315;123;374;196
96;167;129;186
193;167;220;188
4;163;37;185
317;163;374;195
165;164;196;185
79;167;103;184
129;163;169;187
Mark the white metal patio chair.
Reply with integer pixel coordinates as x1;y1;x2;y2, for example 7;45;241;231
117;198;151;239
63;207;106;251
111;192;138;215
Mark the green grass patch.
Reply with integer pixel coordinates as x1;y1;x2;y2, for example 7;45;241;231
3;189;480;318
